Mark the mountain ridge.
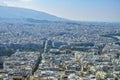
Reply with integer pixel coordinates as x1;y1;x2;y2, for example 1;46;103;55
0;6;67;21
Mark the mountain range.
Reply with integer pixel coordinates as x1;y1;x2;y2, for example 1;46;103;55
0;6;66;22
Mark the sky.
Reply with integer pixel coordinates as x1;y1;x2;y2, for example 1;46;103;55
0;0;120;22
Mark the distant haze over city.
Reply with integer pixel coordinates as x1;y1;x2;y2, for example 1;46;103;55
0;0;120;22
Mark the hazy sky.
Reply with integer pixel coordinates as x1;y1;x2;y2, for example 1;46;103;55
0;0;120;22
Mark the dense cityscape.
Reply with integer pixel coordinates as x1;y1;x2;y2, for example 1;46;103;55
0;21;120;80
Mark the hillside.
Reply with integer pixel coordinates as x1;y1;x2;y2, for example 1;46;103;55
0;6;66;21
